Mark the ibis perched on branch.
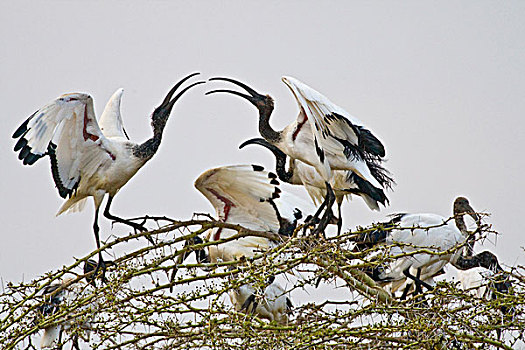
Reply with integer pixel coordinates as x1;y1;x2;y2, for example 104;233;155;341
12;73;204;278
39;259;106;349
207;76;392;235
353;197;505;298
239;137;391;234
190;165;309;322
229;275;293;325
194;164;311;262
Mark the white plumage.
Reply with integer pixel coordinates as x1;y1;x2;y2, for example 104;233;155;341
355;197;495;296
209;76;390;187
194;164;312;262
208;76;392;234
39;278;94;349
13;73;204;272
281;76;385;187
194;165;310;322
380;213;465;293
228;279;292;324
456;267;493;298
239;138;390;212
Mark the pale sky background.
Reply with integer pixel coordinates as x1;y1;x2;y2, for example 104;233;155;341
1;1;524;287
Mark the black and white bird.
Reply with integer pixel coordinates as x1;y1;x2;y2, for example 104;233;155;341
239;137;390;234
207;76;392;234
191;165;310;322
12;73;204;276
229;276;293;325
456;267;511;300
194;164;311;262
39;259;104;349
353;197;505;298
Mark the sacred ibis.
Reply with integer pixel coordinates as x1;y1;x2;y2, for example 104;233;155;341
39;259;106;349
12;73;205;278
353;197;505;298
193;164;311;262
456;267;511;300
239;137;391;234
207;76;392;234
189;164;311;321
229;275;293;325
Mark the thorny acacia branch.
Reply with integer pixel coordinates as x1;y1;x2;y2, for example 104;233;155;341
0;216;523;349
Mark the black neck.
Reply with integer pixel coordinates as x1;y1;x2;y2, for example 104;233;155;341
133;121;165;160
259;110;281;143
274;154;294;184
454;251;502;272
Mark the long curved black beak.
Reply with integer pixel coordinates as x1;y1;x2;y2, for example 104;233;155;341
454;198;481;227
239;137;287;159
154;72;205;117
462;200;481;227
206;77;270;110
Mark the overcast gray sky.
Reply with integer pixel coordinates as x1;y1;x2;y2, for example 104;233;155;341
1;1;524;284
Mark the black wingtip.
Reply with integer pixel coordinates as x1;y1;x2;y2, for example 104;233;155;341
18;145;31;160
251;164;264;172
23;152;42;165
12;114;34;139
13;137;27;152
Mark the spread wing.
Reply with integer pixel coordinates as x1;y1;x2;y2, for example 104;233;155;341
98;88;130;140
195;165;284;232
282;76;387;188
13;93;117;198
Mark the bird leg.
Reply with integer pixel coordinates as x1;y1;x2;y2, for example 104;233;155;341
103;196;154;244
403;268;434;293
400;283;412;301
169;236;209;292
303;202;326;234
336;201;343;236
91;207;106;285
302;183;334;234
84;258;114;286
414;268;423;295
399;268;423;301
267;198;302;237
311;182;336;237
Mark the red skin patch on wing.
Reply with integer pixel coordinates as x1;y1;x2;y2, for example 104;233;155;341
292;107;308;141
81;105;115;160
208;188;236;241
83;105;100;142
